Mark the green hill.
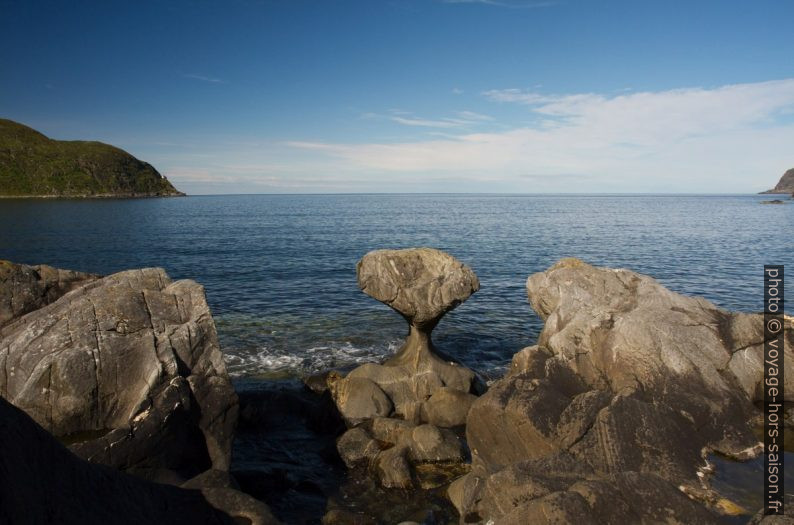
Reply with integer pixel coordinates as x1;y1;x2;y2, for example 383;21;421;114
0;119;184;197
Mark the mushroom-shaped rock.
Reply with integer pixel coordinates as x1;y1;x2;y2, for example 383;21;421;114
338;248;481;421
356;247;478;370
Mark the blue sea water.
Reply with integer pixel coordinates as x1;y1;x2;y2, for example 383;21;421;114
1;194;792;522
1;194;790;380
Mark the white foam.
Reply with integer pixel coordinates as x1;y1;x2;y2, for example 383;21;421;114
223;340;400;378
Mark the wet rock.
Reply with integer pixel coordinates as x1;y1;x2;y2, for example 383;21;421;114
337;427;381;468
0;395;278;525
200;487;281;525
328;374;393;426
0;260;99;328
304;370;333;394
322;509;377;525
376;446;413;489
182;467;280;525
0;266;238;479
182;469;240;491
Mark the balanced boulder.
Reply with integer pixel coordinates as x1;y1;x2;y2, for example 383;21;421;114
330;248;480;425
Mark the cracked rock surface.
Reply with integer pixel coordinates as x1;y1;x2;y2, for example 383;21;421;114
456;258;793;524
0;263;238;480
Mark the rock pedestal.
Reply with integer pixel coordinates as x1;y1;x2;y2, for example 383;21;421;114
327;248;481;493
331;248;480;424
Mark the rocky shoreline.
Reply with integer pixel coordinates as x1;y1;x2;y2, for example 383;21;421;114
760;168;794;195
0;252;791;524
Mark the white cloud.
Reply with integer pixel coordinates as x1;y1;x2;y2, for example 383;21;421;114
183;73;225;84
287;79;794;192
455;110;494;121
390;116;465;128
366;109;495;128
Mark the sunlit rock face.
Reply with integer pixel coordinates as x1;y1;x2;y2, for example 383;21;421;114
455;258;792;524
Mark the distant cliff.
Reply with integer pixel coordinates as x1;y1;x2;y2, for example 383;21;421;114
0;119;183;197
761;167;794;194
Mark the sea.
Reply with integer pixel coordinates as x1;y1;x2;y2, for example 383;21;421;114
0;194;792;523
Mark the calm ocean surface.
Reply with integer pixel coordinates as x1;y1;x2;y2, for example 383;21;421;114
0;194;791;380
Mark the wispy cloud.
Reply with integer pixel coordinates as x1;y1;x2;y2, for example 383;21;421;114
442;0;558;8
182;73;226;84
287;79;794;192
391;116;465;128
363;109;494;129
455;110;494;121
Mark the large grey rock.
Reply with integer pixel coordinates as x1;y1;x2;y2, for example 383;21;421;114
0;260;99;328
0;395;279;525
460;259;785;523
0;266;238;479
525;258;794;403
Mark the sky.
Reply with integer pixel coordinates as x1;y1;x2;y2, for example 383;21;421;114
1;0;793;194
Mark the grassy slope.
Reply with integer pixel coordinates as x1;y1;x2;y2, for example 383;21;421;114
0;119;183;197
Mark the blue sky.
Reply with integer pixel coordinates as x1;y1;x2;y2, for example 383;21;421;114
1;0;793;193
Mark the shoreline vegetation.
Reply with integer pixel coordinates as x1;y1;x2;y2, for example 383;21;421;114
0;193;185;199
0;118;184;198
1;252;791;524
